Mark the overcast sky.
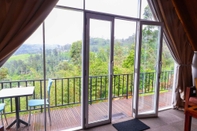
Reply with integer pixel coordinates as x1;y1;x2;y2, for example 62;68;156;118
24;0;148;45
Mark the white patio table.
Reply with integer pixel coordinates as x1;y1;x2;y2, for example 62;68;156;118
0;87;34;129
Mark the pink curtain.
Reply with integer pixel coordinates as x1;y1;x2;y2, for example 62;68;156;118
0;0;58;67
150;0;193;108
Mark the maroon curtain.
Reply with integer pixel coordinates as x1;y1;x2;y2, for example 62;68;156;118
0;0;58;67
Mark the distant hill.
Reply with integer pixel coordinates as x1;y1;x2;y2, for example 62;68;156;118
14;36;135;55
14;44;66;55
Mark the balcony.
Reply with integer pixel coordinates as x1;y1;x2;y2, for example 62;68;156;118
0;71;173;131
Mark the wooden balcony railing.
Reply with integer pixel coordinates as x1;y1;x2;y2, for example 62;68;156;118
0;71;174;115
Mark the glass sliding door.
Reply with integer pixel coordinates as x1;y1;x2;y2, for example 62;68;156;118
133;21;163;118
112;19;136;121
84;13;114;128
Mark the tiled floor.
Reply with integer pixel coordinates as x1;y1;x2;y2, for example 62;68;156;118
80;109;197;131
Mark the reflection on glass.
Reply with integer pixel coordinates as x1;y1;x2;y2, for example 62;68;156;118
138;24;160;114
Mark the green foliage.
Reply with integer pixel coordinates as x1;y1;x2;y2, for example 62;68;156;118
8;54;30;62
97;48;108;62
1;34;174;81
123;50;135;68
143;6;153;20
90;38;109;52
114;42;125;66
162;40;174;70
70;41;82;67
0;68;8;80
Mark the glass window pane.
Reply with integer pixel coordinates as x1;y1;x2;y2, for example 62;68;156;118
112;19;136;121
138;24;161;114
86;0;139;18
88;19;111;123
159;39;174;110
56;0;83;9
141;0;155;21
45;8;83;130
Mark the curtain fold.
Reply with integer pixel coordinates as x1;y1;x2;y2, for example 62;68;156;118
149;0;193;108
0;0;58;67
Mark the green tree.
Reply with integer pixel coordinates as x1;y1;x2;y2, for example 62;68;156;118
55;60;75;77
0;67;8;80
122;50;135;68
114;42;124;67
70;41;82;67
89;52;108;76
143;6;153;20
162;40;174;70
140;25;159;72
97;49;108;62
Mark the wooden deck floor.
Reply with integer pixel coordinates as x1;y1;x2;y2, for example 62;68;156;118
5;91;172;131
